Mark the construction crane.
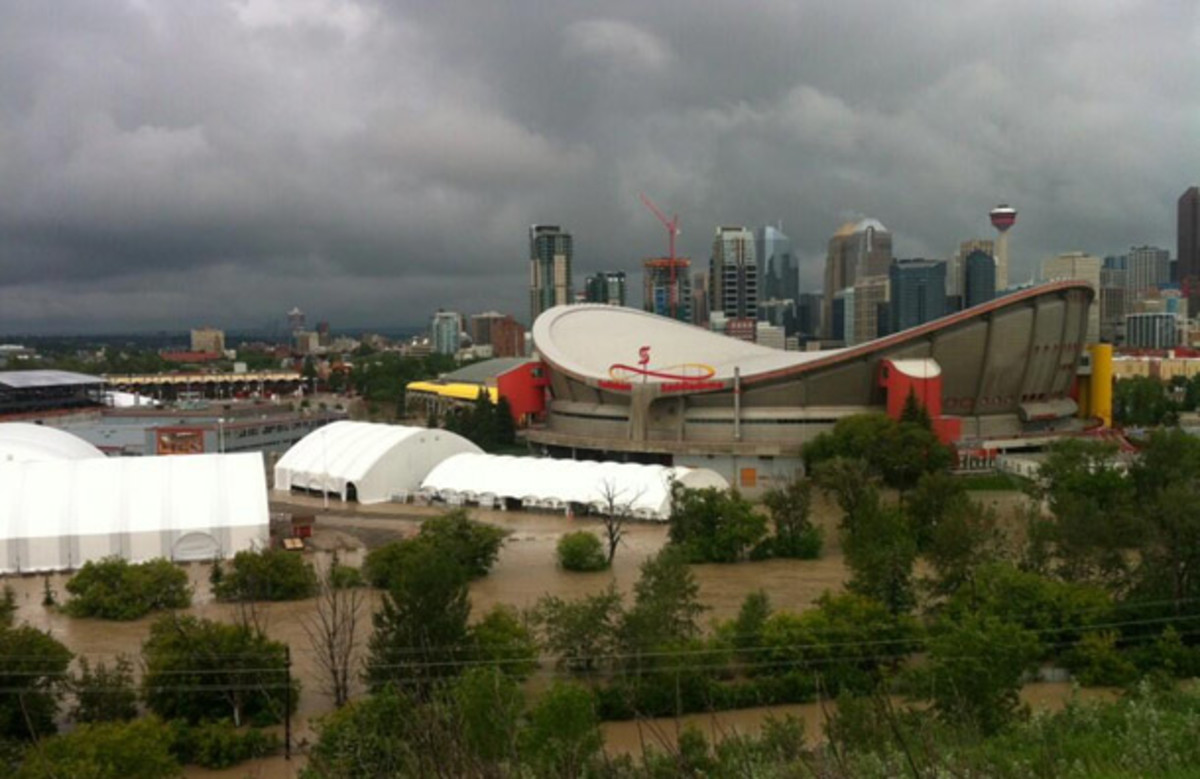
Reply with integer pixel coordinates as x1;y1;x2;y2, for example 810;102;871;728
639;193;683;319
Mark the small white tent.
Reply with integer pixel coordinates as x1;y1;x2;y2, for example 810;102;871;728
273;421;482;504
0;452;269;573
420;454;729;520
0;422;105;463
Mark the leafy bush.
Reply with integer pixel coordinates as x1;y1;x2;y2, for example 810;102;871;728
65;557;191;620
760;479;823;559
214;548;318;602
1065;631;1137;687
328;561;365;589
364;509;506;588
556;531;608;572
15;717;179;779
169;719;279;769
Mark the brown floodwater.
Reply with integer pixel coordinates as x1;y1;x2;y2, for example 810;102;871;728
1;488;1039;778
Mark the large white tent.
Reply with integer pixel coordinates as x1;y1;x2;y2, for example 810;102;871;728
0;422;105;463
273;421;482;504
1;452;269;573
420;454;729;520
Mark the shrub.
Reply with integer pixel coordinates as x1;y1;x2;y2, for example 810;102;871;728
214;548;318;602
556;531;608;572
328;561;365;590
1065;631;1138;687
364;509;507;588
472;605;538;679
169;719;279;769
15;717;179;779
65;557;191;620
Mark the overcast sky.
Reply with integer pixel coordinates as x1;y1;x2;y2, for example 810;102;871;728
1;0;1197;334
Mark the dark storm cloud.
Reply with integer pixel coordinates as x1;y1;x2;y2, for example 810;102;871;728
0;0;1197;332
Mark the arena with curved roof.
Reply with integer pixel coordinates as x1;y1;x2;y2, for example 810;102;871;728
528;281;1096;493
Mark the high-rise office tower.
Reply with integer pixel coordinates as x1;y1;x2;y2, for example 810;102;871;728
889;259;947;334
709;226;758;327
1177;187;1199;315
755;224;799;306
431;310;462;356
949;239;995;308
963;250;997;309
1043;251;1101;343
644;258;693;322
529;225;573;324
584;271;627;306
1100;267;1129;343
1126;245;1171;296
823;218;892;337
851;275;890;345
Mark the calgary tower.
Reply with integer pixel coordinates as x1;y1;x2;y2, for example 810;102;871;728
989;204;1017;290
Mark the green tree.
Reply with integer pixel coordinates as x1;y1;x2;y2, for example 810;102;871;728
471;605;538;679
761;478;823;559
65;557;191;620
15;717;179;779
494;396;517;447
726;590;772;664
71;656;138;724
922;490;1005;598
759;593;919;693
920;612;1040;735
213;548;318;602
365;550;471;695
811;457;879;518
141;615;295;726
0;585;15;628
452;667;523;764
1114;375;1179;426
556;531;609;572
363;509;506;588
535;586;623;674
668;485;767;563
842;500;918;616
1028;439;1135;583
621;548;706;657
0;624;73;739
519;682;603;779
804;413;953;493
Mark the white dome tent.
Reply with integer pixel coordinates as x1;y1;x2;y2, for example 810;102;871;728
273;421;482;505
0;422;105;463
419;454;729;521
0;452;269;574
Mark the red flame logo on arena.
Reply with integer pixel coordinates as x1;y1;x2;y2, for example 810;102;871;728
608;346;716;382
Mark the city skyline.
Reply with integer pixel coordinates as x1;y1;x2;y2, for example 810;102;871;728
0;2;1197;333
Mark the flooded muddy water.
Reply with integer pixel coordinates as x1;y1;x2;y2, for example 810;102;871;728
0;488;1040;777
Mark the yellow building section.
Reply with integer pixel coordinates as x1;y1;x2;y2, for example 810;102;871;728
406;381;497;403
1087;343;1113;428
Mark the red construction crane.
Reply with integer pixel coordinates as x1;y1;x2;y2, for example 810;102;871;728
639;193;682;318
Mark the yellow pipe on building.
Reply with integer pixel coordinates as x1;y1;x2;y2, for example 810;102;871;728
1088;343;1113;428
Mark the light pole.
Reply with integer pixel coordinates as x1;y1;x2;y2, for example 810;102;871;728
321;421;329;509
217;418;225;453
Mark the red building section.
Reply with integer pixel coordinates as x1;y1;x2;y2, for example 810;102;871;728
495;361;548;425
878;358;961;444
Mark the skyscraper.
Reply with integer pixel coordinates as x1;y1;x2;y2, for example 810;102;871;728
963;250;997;309
709;226;758;331
431;311;462;356
1177;187;1199;315
1126;245;1171;296
889;259;947;333
949;239;995;308
584;271;627;306
644;258;693;322
823;218;892;337
755;224;799;305
1043;252;1101;344
529;225;573;324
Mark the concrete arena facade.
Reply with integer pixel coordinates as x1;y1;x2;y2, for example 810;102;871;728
528;281;1094;488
